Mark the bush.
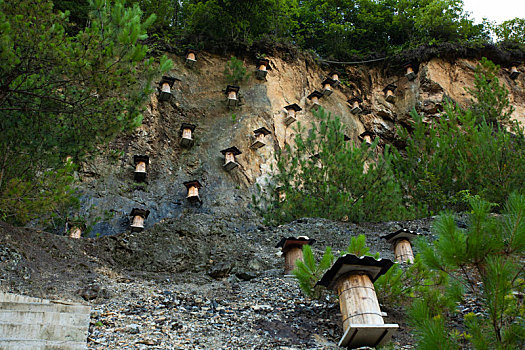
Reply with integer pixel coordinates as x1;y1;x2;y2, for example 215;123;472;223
393;104;525;215
293;234;424;304
255;107;413;225
0;0;172;224
292;245;334;299
224;56;249;85
408;193;525;349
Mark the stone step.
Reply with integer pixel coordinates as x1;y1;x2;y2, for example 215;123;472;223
0;322;87;342
0;301;90;315
0;293;90;349
0;292;50;304
0;310;89;328
0;339;86;350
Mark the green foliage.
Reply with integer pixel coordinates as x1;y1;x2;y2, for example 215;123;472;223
292;245;334;299
394;66;525;214
342;234;379;258
257;107;412;225
375;255;431;305
120;1;499;60
467;58;514;127
409;194;525;349
292;234;422;306
0;0;172;224
174;0;488;59
224;56;248;85
492;17;525;45
182;0;295;47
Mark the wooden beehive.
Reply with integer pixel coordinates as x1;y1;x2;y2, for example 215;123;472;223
133;155;149;182
185;49;197;68
348;96;363;114
329;71;340;87
158;76;176;101
69;226;82;239
275;236;316;275
316;254;398;348
225;85;240;108
307;91;323;111
220;146;242;171
251;127;271;149
256;58;270;80
180;123;196;148
358;131;375;145
129;208;150;232
383;83;397;103
382;228;420;264
183;180;202;204
283;103;302;126
404;62;416;81
322;77;336;96
510;62;521;80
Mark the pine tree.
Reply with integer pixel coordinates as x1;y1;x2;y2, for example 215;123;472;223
409;193;525;349
0;0;172;224
256;107;411;225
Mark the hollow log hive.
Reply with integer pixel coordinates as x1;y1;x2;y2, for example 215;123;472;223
316;254;398;348
183;180;202;204
180;123;196;148
283;103;302;126
251;127;271;149
220;146;242;171
275;236;316;275
133;155;149;182
381;228;421;264
256;58;270;80
129;208;150;232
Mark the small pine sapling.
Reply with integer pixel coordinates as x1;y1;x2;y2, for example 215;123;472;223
292;245;334;299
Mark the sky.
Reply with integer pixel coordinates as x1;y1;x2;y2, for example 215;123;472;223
462;0;525;24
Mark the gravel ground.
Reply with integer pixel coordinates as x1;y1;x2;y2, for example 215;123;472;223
87;273;343;350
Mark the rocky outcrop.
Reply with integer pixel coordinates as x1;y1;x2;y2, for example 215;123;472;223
72;51;524;236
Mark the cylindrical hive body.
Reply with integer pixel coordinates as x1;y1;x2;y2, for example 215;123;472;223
135;161;147;173
69;227;81;239
284;246;303;275
286;108;296;118
161;82;171;93
131;215;144;229
256;133;265;143
225;152;235;164
386;89;394;98
228;90;237;100
311;95;319;104
279;190;286;202
406;66;414;75
187;52;196;61
364;135;372;144
337;273;384;331
258;64;267;71
394;239;414;263
331;73;339;82
187;186;199;198
324;83;332;92
182;128;192;139
353;100;360;109
511;66;518;74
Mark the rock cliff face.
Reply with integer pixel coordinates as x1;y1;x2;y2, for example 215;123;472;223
75;51;525;236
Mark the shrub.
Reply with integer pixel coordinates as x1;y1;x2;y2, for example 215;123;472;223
292;245;334;299
408;193;525;349
256;107;413;225
224;56;249;85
